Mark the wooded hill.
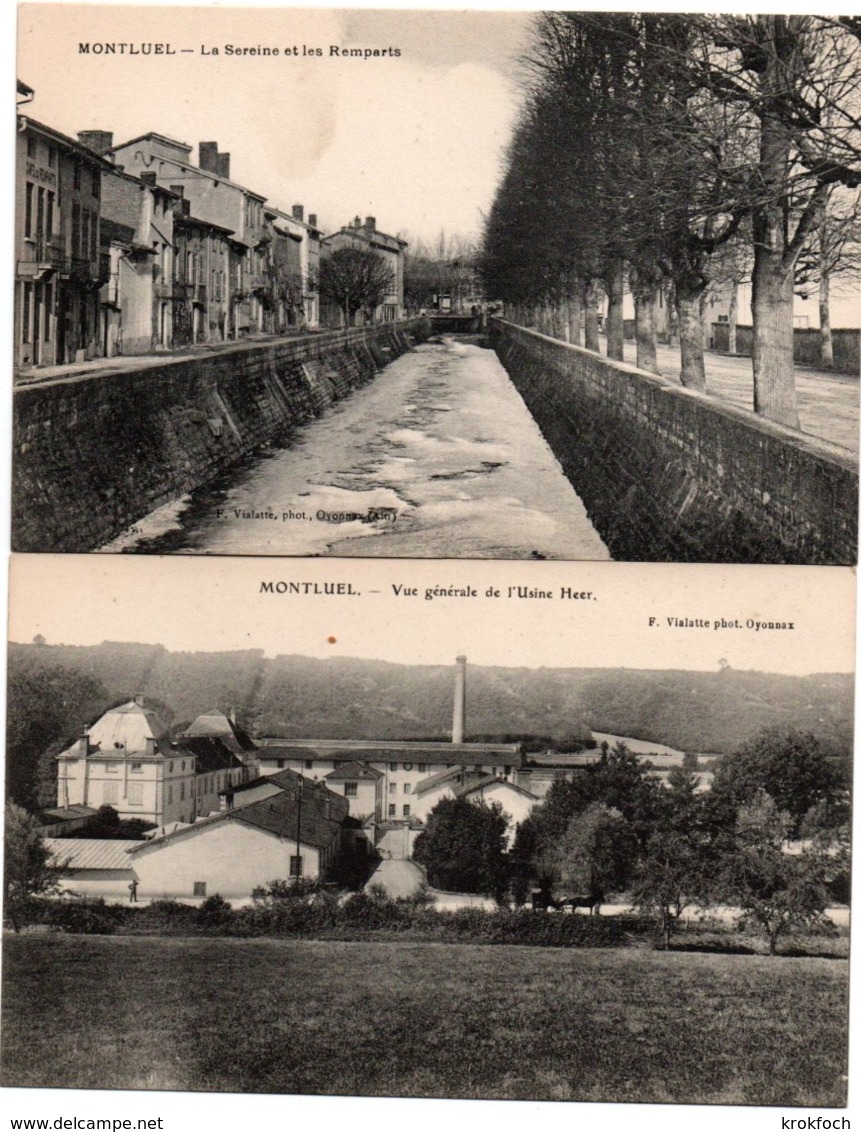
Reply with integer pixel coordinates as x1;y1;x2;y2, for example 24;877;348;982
9;640;853;756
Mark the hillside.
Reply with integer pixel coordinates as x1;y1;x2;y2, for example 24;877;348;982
8;641;853;758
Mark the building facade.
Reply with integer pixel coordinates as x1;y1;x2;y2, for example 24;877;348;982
321;216;407;326
56;697;253;827
15;116;110;369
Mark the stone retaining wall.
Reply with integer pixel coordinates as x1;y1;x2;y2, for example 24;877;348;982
14;319;431;552
490;320;857;564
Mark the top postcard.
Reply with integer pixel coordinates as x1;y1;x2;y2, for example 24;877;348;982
12;5;861;563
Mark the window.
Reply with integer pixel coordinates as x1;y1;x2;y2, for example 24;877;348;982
168;785;173;804
418;764;427;773
47;147;56;168
403;805;411;818
130;762;143;774
92;170;100;199
180;782;185;801
73;161;81;191
46;191;54;238
305;760;313;769
103;782;118;804
403;783;411;794
104;762;118;774
128;783;143;805
403;763;413;771
277;759;285;769
389;783;397;795
289;855;303;878
181;760;186;772
25;183;33;239
169;761;174;773
22;284;31;342
344;782;358;797
388;804;396;818
193;882;207;897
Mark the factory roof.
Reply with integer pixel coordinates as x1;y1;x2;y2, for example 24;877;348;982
45;839;140;871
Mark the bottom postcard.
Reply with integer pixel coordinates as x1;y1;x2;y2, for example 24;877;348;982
2;555;855;1116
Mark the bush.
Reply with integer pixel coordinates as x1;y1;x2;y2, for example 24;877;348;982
196;894;233;926
135;899;199;930
45;898;119;935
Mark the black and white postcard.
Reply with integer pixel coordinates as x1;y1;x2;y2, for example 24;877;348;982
11;5;860;563
1;554;855;1122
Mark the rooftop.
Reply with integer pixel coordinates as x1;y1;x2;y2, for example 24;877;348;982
45;838;140;871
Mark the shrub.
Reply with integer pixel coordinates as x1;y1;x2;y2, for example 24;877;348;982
136;899;199;930
46;898;119;935
196;894;233;926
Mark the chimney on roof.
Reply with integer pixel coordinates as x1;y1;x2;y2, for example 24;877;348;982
134;694;145;707
78;734;89;757
365;216;376;233
169;184;184;199
292;204;304;222
77;129;113;156
353;215;361;229
452;656;467;744
216;152;230;180
308;213;317;229
198;141;218;174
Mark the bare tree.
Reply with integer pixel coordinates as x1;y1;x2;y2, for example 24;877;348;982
318;246;394;327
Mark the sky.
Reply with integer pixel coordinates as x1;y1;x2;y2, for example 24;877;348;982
16;3;532;243
8;555;855;676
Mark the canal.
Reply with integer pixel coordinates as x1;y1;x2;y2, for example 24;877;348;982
101;337;610;559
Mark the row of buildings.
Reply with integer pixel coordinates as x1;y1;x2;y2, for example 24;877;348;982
15;82;408;371
45;658;545;900
44;657;703;901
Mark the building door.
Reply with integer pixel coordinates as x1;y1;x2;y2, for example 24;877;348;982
33;283;42;365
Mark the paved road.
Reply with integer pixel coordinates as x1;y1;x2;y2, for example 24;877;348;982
365;860;426;899
619;340;859;453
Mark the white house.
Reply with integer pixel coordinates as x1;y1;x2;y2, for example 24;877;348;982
128;773;348;900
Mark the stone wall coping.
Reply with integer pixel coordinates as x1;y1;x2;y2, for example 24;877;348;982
14;318;428;397
495;318;859;474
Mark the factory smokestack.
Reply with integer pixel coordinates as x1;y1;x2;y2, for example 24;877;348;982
452;655;466;744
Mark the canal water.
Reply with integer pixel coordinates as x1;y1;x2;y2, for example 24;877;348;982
101;337;610;559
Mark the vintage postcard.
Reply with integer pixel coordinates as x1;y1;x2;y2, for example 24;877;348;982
1;553;855;1122
11;5;860;563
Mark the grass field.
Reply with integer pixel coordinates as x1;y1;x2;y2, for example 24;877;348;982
1;934;848;1106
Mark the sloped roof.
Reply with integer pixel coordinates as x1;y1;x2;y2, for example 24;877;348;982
454;775;539;802
258;739;521;768
130;775;345;854
60;699;183;759
183;736;245;774
325;761;384;782
413;766;487;796
230;793;342;848
45;839;139;871
183;711;258;755
39;805;97;823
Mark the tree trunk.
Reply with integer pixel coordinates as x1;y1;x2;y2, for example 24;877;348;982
819;269;834;370
584;282;601;352
752;256;799;428
605;261;625;361
728;280;739;355
751;91;800;429
676;289;707;390
567;290;582;347
634;287;660;374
